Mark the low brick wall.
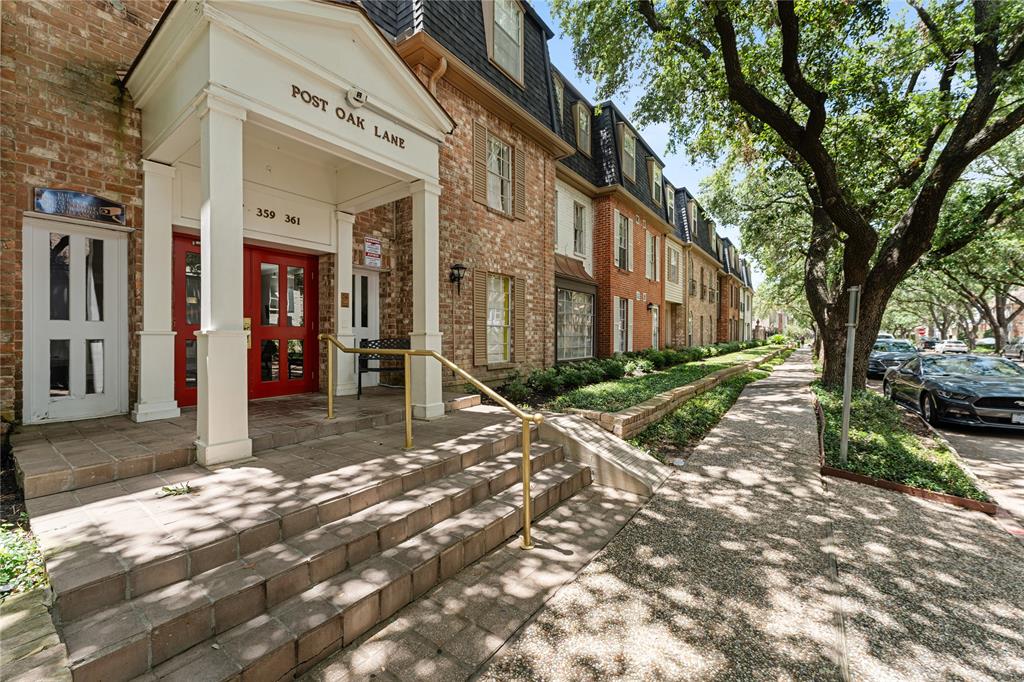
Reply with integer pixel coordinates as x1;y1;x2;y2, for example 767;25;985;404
571;348;788;440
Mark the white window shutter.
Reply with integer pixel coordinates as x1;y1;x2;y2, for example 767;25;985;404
622;218;630;270
622;296;630;350
613;295;621;353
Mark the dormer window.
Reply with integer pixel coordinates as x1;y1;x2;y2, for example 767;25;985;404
486;0;524;84
552;74;564;127
666;187;675;224
573;102;591;156
620;126;636;182
649;162;663;206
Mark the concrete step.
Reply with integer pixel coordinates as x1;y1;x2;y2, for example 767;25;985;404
135;460;591;682
44;422;539;624
58;445;571;682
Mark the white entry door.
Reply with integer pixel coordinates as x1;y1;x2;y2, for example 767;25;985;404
351;269;380;388
23;216;128;423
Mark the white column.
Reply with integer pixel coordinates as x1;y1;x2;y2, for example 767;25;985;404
195;96;251;465
409;179;444;419
132;160;180;422
334;211;357;395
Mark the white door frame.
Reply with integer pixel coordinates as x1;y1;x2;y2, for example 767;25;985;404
351;267;381;388
23;214;129;423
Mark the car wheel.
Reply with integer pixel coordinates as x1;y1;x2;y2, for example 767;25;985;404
921;394;940;426
882;380;894;401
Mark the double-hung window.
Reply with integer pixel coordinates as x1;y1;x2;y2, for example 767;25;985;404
553;74;564;127
556;289;594;361
574;102;591;155
667;247;679;284
572;201;587;256
615;297;630;353
666;189;675;225
486;274;512;363
645;232;657;280
622;131;636;181
651;305;660;348
650;163;663;205
615;212;631;269
486;134;512;214
492;0;523;82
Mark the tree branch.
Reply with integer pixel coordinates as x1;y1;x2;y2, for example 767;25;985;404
634;1;712;59
776;1;827;138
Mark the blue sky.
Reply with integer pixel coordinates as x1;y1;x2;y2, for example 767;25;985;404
532;0;747;261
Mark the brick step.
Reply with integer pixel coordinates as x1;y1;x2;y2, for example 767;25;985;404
44;422;539;624
59;445;569;682
14;406;409;500
134;461;592;682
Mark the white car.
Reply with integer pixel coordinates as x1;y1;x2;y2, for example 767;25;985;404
936;339;969;354
876;333;895;340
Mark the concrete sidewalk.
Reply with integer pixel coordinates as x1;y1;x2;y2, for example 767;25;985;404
480;350;1024;681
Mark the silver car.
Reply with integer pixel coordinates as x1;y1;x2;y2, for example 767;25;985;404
1005;339;1024;361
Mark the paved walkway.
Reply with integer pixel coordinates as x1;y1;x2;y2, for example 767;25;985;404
481;350;1024;681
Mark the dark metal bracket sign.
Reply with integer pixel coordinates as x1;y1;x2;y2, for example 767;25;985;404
34;188;126;226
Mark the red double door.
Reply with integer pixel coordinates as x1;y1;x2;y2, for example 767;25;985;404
173;234;319;406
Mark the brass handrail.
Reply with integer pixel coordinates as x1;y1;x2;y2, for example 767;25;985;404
318;333;542;549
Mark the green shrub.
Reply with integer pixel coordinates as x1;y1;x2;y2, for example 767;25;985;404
501;377;530;403
558;366;586;390
577;361;607;384
624;358;654;375
769;333;787;345
527;367;562;395
601;358;626;380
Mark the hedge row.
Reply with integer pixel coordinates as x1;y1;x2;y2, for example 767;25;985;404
497;339;770;404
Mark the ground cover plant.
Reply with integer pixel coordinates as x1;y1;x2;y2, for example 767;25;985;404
629;349;795;462
812;384;989;502
547;343;780;413
0;520;46;598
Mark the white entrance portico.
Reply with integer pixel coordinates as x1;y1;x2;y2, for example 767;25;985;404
125;0;453;465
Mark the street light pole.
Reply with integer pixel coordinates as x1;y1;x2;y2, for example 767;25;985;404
840;285;861;466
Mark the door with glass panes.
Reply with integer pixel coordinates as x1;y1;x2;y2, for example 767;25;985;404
172;235;319;405
351;270;380;388
23;217;128;422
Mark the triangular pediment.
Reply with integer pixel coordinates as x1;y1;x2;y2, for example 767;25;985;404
209;0;453;140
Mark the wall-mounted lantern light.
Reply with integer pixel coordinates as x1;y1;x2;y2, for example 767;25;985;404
646;302;655;312
449;263;468;294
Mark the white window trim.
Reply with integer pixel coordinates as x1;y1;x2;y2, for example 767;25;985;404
486;273;512;363
572;200;587;257
622;130;636;182
651;304;659;348
574;102;591;156
614;209;633;271
553;74;564;127
486;132;512;215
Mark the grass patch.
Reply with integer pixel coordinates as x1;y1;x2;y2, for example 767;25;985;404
812;384;990;502
550;345;783;413
0;521;46;598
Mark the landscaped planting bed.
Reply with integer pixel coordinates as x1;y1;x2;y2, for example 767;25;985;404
812;384;990;502
629;349;794;462
549;344;784;413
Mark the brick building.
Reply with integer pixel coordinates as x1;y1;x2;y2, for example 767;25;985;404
1;0;755;438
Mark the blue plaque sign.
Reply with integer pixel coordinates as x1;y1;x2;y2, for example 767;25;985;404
34;188;126;226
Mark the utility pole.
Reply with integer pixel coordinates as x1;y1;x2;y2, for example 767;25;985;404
840;286;861;466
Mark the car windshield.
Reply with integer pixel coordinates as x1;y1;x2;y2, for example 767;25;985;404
873;341;915;352
922;356;1024;377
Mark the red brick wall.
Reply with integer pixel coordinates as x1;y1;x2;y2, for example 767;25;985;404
592;195;666;357
430;77;556;384
716;275;742;342
0;0;169;428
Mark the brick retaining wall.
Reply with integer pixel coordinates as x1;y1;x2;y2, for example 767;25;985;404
570;347;787;440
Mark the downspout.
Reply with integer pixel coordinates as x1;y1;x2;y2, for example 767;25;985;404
428;56;447;95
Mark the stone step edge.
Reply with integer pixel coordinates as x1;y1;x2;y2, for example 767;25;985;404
60;447;571;678
49;422;538;623
127;461;592;682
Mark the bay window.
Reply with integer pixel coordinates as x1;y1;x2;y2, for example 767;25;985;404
556;289;594;361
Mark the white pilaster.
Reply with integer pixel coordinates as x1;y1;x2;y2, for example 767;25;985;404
409;179;444;419
334;211;357;396
195;96;251;465
132;160;180;422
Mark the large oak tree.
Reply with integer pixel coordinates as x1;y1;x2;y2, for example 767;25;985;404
553;0;1024;387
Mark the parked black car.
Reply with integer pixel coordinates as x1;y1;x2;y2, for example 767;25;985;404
922;337;939;350
868;339;918;377
1005;339;1024;361
882;354;1024;429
